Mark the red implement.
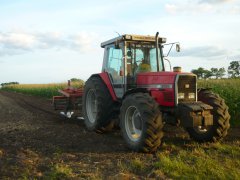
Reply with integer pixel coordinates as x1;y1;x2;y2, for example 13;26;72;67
52;80;83;114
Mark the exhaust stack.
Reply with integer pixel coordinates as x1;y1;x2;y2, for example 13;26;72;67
155;32;160;72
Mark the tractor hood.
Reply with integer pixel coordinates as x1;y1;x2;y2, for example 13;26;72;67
136;71;193;88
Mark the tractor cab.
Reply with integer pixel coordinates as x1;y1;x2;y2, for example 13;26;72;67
101;34;166;98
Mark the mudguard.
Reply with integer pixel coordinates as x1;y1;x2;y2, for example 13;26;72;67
90;73;117;101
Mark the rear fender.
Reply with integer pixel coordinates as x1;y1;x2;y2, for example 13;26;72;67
90;73;117;101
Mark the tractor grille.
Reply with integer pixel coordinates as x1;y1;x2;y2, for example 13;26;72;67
177;75;197;103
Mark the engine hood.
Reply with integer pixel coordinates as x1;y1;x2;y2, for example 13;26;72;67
136;71;194;85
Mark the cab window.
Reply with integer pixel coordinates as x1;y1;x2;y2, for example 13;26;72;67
107;47;123;72
106;46;123;84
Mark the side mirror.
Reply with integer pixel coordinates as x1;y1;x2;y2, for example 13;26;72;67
176;44;180;52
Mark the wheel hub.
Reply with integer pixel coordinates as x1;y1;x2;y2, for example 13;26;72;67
125;106;143;142
86;89;97;124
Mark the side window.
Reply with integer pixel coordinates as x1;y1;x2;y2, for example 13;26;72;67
107;46;123;84
149;49;157;72
135;49;144;66
108;47;123;72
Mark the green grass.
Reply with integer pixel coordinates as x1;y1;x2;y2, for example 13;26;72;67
198;78;240;126
116;141;240;179
153;143;240;179
129;158;146;173
45;163;74;179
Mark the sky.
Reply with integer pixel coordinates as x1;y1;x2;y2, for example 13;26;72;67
0;0;240;84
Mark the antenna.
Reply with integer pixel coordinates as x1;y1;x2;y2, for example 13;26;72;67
115;31;121;37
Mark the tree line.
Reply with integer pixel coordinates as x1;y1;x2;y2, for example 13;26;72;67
191;61;240;79
1;82;19;87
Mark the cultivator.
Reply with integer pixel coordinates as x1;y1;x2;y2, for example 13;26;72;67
53;80;83;118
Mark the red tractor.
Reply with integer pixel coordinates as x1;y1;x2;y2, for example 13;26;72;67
53;33;230;152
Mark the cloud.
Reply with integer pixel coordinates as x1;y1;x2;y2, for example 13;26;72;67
170;46;228;58
165;3;213;14
230;5;240;14
199;0;233;4
36;32;66;49
0;31;97;56
0;32;36;50
227;54;240;61
68;32;98;52
0;48;23;56
165;0;238;14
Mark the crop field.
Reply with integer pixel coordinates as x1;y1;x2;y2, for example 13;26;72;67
198;78;240;126
1;81;84;99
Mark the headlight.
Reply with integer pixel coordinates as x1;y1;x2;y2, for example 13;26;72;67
188;93;195;99
178;93;184;99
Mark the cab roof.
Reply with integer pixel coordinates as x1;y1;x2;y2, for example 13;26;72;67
101;34;167;48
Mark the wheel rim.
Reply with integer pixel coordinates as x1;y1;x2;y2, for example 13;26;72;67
124;106;143;142
86;89;97;123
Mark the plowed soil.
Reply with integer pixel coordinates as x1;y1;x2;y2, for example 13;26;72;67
0;91;239;179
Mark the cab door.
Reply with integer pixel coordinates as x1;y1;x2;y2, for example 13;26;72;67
104;45;124;98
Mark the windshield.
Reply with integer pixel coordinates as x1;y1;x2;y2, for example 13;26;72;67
126;42;164;74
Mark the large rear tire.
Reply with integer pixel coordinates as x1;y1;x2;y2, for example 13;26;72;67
186;89;230;142
120;93;164;153
83;76;115;132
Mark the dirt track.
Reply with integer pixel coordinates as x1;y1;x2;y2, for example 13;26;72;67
0;91;239;179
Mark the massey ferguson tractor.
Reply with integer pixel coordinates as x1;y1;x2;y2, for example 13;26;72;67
53;32;230;153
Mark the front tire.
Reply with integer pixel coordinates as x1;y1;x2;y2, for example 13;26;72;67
186;89;230;142
120;93;164;153
83;76;115;132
